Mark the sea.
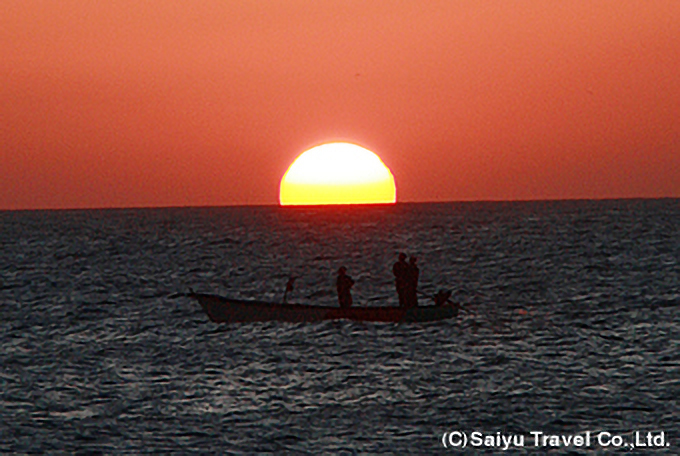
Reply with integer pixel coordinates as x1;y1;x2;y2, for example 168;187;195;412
1;199;678;454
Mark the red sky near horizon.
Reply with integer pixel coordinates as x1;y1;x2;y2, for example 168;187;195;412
2;1;679;210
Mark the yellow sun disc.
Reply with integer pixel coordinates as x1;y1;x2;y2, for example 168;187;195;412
279;143;397;206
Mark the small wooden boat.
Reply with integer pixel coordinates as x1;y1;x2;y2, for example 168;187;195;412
185;292;459;323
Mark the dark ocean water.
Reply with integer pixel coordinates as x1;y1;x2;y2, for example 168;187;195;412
1;200;678;454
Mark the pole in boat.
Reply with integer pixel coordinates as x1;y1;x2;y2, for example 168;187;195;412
282;277;296;303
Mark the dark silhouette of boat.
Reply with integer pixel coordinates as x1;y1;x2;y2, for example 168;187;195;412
184;292;458;323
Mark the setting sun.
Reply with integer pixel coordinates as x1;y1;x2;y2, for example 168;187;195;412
279;143;397;206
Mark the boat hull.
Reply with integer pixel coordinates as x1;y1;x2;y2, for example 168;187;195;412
189;293;458;323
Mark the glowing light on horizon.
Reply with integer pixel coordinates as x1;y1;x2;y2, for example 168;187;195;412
279;143;396;206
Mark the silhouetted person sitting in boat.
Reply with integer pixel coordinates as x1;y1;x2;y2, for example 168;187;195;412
434;289;453;307
336;267;355;308
393;253;408;307
405;256;420;308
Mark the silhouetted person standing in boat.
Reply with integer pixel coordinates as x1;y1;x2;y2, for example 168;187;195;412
393;253;409;307
405;256;420;308
336;267;355;308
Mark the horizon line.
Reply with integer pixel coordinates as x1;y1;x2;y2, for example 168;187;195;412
1;196;677;213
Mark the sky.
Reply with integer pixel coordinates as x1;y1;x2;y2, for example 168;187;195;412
2;0;679;210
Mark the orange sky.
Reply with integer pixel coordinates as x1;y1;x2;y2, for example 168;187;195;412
2;0;679;210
